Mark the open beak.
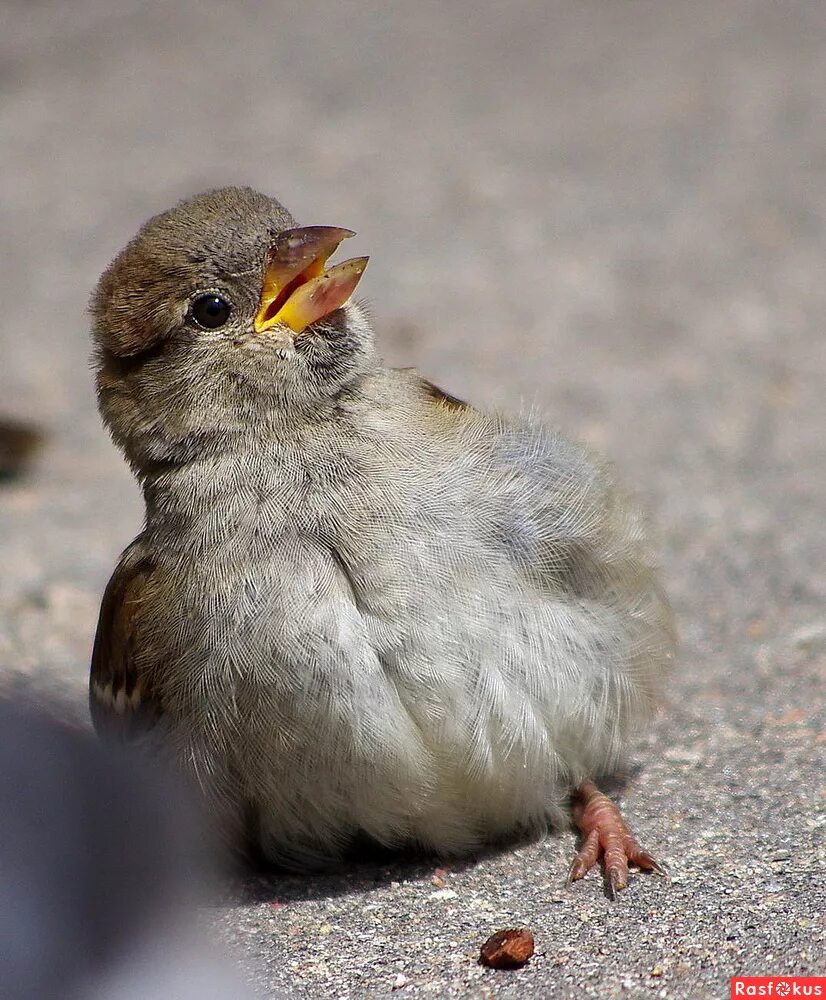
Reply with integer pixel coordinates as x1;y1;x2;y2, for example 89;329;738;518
253;226;368;335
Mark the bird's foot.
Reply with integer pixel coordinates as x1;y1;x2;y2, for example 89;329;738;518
567;780;665;897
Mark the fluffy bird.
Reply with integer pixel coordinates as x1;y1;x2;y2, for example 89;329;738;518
89;187;675;891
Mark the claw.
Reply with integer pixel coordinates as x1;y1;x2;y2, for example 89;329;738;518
606;869;620;900
606;865;627;898
566;856;584;886
646;857;670;877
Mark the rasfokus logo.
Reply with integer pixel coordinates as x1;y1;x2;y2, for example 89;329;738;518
730;978;825;998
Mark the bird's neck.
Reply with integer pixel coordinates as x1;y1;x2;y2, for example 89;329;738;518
135;400;368;556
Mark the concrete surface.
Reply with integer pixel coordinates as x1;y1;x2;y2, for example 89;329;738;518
1;1;824;997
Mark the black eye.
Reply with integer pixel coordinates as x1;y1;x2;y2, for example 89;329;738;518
189;293;232;329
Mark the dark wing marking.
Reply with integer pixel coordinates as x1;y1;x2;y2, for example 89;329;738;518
418;377;471;413
89;537;161;740
393;367;473;414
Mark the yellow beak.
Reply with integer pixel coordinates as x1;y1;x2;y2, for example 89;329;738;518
253;226;368;335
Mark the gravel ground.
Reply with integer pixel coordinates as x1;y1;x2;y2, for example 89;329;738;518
1;2;824;997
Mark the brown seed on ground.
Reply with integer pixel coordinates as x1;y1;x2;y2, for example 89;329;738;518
479;928;535;969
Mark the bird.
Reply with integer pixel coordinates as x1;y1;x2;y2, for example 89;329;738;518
89;186;675;892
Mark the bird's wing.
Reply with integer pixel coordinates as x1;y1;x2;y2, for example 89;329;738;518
396;370;613;588
392;367;477;418
89;536;162;739
415;376;473;414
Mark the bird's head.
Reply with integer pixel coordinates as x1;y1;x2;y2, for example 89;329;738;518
90;187;373;469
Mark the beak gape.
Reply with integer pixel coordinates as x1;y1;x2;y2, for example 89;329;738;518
253;226;368;335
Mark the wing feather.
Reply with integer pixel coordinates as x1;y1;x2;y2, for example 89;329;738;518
89;537;161;739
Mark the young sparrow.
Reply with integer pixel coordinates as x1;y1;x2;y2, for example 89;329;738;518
90;187;675;891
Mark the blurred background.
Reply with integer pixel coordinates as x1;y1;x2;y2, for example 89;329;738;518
1;2;824;998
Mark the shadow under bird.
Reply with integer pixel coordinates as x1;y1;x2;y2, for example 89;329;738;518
89;186;675;893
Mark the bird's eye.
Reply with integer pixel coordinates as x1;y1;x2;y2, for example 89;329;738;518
189;293;232;330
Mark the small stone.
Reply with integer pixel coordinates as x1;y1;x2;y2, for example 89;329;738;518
431;866;449;886
429;888;457;900
790;622;826;648
391;973;408;990
663;748;703;764
479;928;535;969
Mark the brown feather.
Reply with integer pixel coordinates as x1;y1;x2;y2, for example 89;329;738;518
417;376;471;413
89;537;160;739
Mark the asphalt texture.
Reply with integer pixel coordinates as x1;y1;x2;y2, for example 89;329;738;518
1;2;824;997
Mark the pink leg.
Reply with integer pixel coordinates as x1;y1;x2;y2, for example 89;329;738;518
568;781;664;896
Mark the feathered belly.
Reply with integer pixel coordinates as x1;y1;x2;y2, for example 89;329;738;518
149;540;662;864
